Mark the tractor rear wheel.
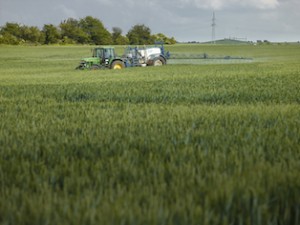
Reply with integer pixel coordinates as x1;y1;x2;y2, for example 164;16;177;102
153;57;166;66
111;60;125;69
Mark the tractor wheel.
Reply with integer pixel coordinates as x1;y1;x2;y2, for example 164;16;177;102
75;64;85;70
111;60;125;69
91;64;101;70
153;57;166;66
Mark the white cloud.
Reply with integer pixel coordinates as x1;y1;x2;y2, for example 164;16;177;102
94;0;114;6
57;5;77;19
178;0;279;10
246;0;279;9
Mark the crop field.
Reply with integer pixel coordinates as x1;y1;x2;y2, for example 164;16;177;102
0;44;300;225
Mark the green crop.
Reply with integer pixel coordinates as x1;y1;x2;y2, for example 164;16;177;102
0;44;299;225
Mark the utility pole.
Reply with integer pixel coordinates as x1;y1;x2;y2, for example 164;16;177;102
211;11;216;44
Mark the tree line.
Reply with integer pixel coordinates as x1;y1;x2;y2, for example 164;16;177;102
0;16;176;45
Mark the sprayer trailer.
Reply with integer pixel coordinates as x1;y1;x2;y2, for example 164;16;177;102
76;44;170;70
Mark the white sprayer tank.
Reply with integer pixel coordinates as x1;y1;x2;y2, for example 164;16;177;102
138;47;161;60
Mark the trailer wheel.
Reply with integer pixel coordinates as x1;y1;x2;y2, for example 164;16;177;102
153;57;166;66
111;60;125;69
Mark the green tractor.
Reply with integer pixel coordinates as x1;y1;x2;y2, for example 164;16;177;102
76;44;170;70
76;47;125;70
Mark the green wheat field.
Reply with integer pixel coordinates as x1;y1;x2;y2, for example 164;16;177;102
0;44;299;225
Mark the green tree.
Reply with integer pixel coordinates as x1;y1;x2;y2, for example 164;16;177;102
152;33;177;44
112;27;121;43
0;33;20;45
115;35;129;45
21;26;44;44
0;22;45;44
0;23;22;38
60;18;89;44
42;24;60;44
79;16;112;45
127;24;153;45
112;27;129;45
0;22;22;44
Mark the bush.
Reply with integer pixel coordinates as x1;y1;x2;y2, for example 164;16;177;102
0;33;20;45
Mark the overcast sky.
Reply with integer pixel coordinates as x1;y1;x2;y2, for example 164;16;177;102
0;0;299;42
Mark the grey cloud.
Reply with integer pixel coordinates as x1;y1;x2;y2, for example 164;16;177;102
0;0;299;42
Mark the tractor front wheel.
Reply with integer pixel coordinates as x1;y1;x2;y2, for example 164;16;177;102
75;63;85;70
111;60;125;69
91;64;101;70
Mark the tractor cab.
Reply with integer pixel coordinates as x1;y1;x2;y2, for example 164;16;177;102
93;47;115;59
93;47;116;66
